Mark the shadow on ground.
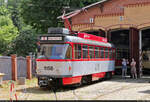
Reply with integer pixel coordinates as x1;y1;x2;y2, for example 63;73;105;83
109;74;150;84
16;79;104;94
139;90;150;94
15;74;150;94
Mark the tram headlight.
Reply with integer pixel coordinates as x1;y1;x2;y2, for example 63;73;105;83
37;69;42;74
40;77;47;80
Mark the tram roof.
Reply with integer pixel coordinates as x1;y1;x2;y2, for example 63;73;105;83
65;36;115;48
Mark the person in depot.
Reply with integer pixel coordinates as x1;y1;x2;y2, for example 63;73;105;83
130;58;137;79
122;58;127;78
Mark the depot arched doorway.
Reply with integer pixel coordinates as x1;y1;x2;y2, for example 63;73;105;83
109;29;130;74
141;28;150;74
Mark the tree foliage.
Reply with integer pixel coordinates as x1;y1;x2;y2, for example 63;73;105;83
7;0;24;31
20;0;100;33
0;16;18;41
2;0;38;56
0;5;9;15
0;0;100;56
11;26;37;57
0;6;18;55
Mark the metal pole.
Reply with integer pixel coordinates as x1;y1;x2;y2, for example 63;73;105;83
139;30;143;78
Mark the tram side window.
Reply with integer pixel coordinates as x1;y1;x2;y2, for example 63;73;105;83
65;45;72;59
74;44;81;59
83;45;88;59
109;48;112;59
95;47;100;59
100;47;104;58
89;46;94;59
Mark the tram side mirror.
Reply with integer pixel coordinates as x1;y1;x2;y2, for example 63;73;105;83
37;42;41;52
41;47;46;55
37;46;41;52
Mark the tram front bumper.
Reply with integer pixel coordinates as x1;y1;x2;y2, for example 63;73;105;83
38;76;53;87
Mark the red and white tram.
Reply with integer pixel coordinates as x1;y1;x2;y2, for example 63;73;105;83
36;28;115;87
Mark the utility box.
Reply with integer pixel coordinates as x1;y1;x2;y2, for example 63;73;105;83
18;77;26;85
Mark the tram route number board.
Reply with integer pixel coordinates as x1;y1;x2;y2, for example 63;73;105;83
40;36;63;41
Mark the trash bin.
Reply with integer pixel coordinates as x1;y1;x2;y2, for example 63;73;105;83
18;77;26;85
0;73;5;85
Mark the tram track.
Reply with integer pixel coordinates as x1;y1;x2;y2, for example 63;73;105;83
63;80;122;100
1;75;150;100
94;83;150;100
67;78;150;100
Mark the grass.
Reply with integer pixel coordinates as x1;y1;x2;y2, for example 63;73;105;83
1;77;37;90
25;77;37;86
1;80;17;90
0;77;38;100
0;84;3;88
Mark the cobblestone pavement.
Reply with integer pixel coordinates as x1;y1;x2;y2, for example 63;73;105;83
1;75;150;100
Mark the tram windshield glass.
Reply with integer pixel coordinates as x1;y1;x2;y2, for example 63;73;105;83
37;44;72;59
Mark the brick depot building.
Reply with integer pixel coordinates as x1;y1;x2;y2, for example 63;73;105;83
63;0;150;76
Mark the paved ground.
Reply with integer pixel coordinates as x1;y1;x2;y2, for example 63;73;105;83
1;75;150;100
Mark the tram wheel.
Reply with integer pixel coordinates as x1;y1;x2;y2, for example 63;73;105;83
108;72;112;79
86;75;92;85
74;82;82;87
104;72;112;80
81;75;92;85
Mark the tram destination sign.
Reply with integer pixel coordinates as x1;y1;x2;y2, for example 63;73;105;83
40;36;62;41
39;35;64;43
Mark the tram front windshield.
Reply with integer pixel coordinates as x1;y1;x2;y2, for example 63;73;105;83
38;44;70;59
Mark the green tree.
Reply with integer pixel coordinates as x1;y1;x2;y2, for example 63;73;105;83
11;26;37;57
6;0;24;31
0;4;9;15
20;0;100;33
2;0;38;56
0;6;18;55
6;0;100;56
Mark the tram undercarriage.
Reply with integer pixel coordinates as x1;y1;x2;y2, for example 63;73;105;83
37;71;113;88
